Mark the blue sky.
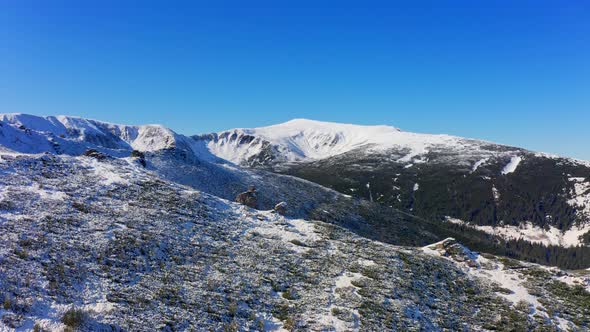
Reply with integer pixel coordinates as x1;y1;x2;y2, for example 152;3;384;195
1;1;589;159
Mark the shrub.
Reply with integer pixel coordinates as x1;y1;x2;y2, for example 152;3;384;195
3;294;11;310
0;199;15;211
14;248;28;259
272;302;290;321
61;309;86;329
130;150;145;158
18;238;34;247
283;317;296;330
331;307;344;316
223;320;238;332
33;323;47;332
257;319;265;331
72;202;90;213
350;279;366;288
282;289;297;300
361;267;380;280
228;301;238;317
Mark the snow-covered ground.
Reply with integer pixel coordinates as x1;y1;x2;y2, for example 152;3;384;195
0;155;552;331
0;153;586;330
1;114;590;330
422;238;589;330
2;113;589;245
423;239;541;308
446;217;590;247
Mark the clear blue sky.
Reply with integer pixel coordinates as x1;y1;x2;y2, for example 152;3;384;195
1;1;589;159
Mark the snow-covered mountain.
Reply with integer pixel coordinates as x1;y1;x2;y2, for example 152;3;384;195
195;118;502;166
198;119;590;251
0;113;185;155
198;119;403;163
1;113;589;330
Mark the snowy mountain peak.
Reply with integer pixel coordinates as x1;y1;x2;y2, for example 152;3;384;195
201;118;481;166
267;118;402;133
200;119;403;164
0;113;179;155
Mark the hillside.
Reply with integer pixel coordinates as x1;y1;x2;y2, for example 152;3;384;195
197;119;590;251
0;153;588;331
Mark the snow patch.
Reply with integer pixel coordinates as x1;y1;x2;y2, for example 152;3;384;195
24;183;68;201
334;271;363;295
555;273;590;293
256;312;288;331
471;158;489;172
423;240;543;315
473;256;542;308
318;270;362;331
358;259;376;267
567;177;590;221
252;216;320;253
492;186;500;202
445;217;590;247
501;156;522;175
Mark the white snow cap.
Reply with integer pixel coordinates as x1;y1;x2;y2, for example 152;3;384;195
0;113;180;153
245;118;404;159
207;118;463;164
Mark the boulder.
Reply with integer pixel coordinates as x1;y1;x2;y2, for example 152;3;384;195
236;185;258;208
274;201;288;215
82;149;107;160
426;238;480;268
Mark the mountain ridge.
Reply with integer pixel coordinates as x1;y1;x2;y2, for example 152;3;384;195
3;113;586;163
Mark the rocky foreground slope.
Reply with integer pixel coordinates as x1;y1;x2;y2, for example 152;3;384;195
0;153;588;331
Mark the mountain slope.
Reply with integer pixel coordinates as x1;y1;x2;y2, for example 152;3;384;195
199;119;590;250
0;153;588;331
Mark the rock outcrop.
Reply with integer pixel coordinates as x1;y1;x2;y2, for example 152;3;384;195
274;201;287;215
424;238;480;268
83;149;108;161
236;185;258;208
